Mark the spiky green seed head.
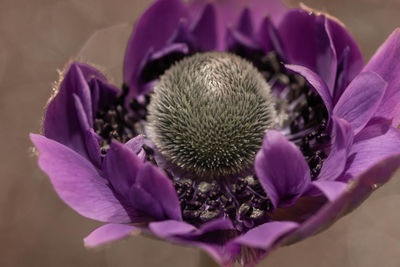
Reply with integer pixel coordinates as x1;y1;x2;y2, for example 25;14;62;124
146;52;275;178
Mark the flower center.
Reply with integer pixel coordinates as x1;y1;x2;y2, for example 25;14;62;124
146;52;275;178
93;85;149;154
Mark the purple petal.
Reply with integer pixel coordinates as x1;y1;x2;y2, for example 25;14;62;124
149;219;238;266
129;185;164;220
255;131;311;209
317;116;353;181
124;0;188;95
43;63;97;159
150;218;233;240
353;117;393;141
190;3;217;51
247;0;287;25
149;43;189;62
227;27;260;50
278;10;336;88
73;93;90;132
257;16;285;57
318;17;337;92
341;122;400;181
196;218;234;233
88;78;119;115
185;218;234;238
124;135;150;162
85;129;102;168
103;141;142;198
326;19;364;102
125;135;146;156
76;62;107;83
285;64;332;115
364;29;400;125
311;180;347;202
333;71;387;135
333;46;351;104
236;8;253;37
149;220;197;238
74;95;102;167
30;134;131;223
283;154;400;244
188;0;286;50
135;163;182;221
341;155;400;213
84;224;139;248
233;221;299;249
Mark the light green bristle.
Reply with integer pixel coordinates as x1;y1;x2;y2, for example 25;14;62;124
146;52;275;178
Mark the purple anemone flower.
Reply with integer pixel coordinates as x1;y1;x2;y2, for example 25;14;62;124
30;0;400;266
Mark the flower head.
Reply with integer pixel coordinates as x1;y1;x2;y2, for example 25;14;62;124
31;0;400;266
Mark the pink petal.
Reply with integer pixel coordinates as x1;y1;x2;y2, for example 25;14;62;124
103;141;142;198
233;221;299;249
135;163;182;221
317;116;353;181
364;29;400;125
311;180;347;202
30;134;131;223
333;71;387;135
124;0;189;96
84;224;139;248
285;64;333;115
255;131;311;209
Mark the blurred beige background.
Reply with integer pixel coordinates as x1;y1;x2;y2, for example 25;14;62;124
1;0;400;266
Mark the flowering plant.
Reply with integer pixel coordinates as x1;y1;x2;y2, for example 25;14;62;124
31;0;400;266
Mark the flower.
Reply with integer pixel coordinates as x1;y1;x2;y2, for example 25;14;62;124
30;0;400;266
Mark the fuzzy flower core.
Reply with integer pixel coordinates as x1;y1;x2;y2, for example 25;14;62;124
147;52;275;178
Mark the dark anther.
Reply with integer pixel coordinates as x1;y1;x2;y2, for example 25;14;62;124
291;120;300;133
140;52;186;84
185;187;195;200
142;144;154;155
249;208;265;220
252;198;267;209
238;203;252;218
225;204;237;218
234;183;247;194
129;98;149;122
206;199;220;208
237;191;253;201
117;83;130;104
172;175;272;230
308;154;322;169
199;210;220;222
183;180;193;188
261;52;281;73
311;166;323;180
308;150;327;180
142;144;157;165
220;195;232;205
183;209;201;220
94;83;152;155
197;182;213;193
180;202;186;210
209;190;220;200
186;201;202;209
100;145;109;155
277;73;290;85
316;132;331;143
